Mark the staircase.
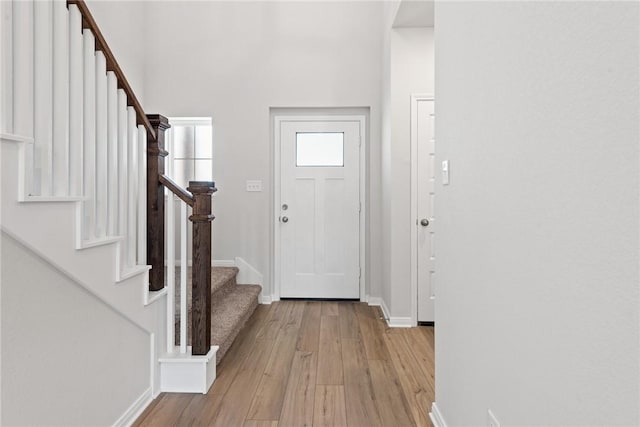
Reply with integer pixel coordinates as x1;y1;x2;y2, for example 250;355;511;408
176;267;261;364
1;0;263;415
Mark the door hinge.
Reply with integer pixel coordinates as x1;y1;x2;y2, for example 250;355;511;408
359;202;362;213
359;268;362;279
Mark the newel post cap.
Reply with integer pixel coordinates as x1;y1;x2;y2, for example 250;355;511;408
146;114;171;131
187;181;217;195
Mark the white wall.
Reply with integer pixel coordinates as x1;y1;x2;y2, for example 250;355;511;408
142;1;384;299
1;232;150;426
434;1;639;424
86;0;148;106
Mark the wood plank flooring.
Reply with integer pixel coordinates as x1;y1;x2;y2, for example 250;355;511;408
134;301;435;427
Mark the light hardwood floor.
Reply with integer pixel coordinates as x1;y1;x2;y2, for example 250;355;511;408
134;301;435;427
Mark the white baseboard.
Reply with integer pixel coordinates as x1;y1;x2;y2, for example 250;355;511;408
429;402;448;427
387;316;413;328
366;295;382;306
234;257;263;285
259;295;273;304
367;297;413;328
214;258;268;302
112;388;152;427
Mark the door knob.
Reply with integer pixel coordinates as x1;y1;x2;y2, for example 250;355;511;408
420;219;429;227
281;216;289;223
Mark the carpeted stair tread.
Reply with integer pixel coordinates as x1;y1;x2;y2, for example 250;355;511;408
211;266;239;296
174;266;239;316
211;284;261;363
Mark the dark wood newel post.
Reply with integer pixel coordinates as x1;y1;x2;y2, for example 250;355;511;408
188;180;217;355
146;114;170;292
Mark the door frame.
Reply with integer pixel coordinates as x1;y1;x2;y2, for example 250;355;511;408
272;113;367;302
410;94;434;326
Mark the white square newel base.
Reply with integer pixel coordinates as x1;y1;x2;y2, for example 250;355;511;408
159;346;218;394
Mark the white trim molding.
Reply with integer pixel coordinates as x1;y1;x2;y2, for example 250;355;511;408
429;402;448;427
366;297;412;328
259;295;273;305
234;257;263;286
112;388;152;427
387;316;414;328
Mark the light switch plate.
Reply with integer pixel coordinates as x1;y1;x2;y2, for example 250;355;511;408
246;180;262;192
442;160;450;185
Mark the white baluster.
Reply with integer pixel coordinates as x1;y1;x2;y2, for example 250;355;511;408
68;4;83;196
127;107;137;268
117;89;128;238
106;72;118;235
52;0;69;195
13;0;35;197
13;0;33;137
34;0;53;196
95;52;108;238
137;125;147;264
82;29;96;240
1;0;13;134
180;202;188;355
167;142;176;352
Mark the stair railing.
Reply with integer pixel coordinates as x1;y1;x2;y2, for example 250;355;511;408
149;116;217;356
11;0;216;357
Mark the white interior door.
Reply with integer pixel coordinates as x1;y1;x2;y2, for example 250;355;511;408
279;120;360;299
417;99;435;322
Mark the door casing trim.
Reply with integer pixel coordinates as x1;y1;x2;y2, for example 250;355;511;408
411;94;434;326
272;113;367;302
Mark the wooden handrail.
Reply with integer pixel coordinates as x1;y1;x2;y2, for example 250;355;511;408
160;174;195;207
66;0;155;141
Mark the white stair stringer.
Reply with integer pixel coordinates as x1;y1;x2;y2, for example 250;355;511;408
1;135;163;331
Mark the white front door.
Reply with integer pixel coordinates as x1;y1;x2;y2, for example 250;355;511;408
279;120;361;299
416;99;435;322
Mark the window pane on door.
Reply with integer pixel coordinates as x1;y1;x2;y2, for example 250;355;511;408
296;132;344;167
